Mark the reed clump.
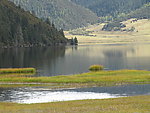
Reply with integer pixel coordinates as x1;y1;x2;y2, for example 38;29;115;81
89;65;104;71
0;68;36;74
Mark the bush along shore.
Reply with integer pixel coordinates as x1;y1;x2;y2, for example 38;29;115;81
0;68;36;74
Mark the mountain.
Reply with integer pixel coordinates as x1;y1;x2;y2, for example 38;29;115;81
72;0;150;17
9;0;99;30
0;0;67;48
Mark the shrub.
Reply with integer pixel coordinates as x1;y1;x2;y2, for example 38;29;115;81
102;22;126;31
89;65;104;72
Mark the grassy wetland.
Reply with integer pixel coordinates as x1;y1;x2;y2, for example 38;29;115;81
1;69;149;112
0;70;150;88
0;95;149;113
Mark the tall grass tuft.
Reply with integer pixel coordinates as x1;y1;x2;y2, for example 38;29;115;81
0;68;36;74
89;65;104;72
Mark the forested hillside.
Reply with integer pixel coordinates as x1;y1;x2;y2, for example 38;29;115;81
0;0;67;48
128;3;150;19
9;0;99;30
72;0;150;17
101;3;150;31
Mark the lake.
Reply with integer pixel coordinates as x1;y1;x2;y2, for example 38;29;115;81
1;44;150;76
0;84;149;104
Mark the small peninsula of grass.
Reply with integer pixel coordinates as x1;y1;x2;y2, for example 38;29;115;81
0;70;150;88
0;95;149;113
0;68;36;75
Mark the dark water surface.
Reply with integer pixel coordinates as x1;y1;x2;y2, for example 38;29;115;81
0;84;149;104
1;44;150;76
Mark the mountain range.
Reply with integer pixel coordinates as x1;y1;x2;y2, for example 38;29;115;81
1;0;150;48
9;0;150;30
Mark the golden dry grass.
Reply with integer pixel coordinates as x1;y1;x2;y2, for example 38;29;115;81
65;19;150;45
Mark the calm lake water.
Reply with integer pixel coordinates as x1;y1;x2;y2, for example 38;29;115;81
1;44;150;76
0;45;150;103
0;84;149;104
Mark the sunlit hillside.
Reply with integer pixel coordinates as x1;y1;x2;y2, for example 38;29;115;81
65;19;150;45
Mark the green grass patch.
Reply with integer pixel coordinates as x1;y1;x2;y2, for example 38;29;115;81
0;95;149;113
0;70;150;88
0;68;36;75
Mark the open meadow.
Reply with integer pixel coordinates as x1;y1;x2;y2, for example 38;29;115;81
65;19;150;45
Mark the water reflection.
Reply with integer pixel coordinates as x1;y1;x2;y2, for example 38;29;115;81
0;84;149;104
0;47;66;76
1;44;150;76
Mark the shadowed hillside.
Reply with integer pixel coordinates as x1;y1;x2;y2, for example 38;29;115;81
0;0;68;48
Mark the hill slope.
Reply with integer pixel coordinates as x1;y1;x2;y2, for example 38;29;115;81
0;0;67;47
72;0;150;17
127;3;150;19
9;0;99;30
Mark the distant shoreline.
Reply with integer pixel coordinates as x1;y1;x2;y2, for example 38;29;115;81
0;42;69;49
